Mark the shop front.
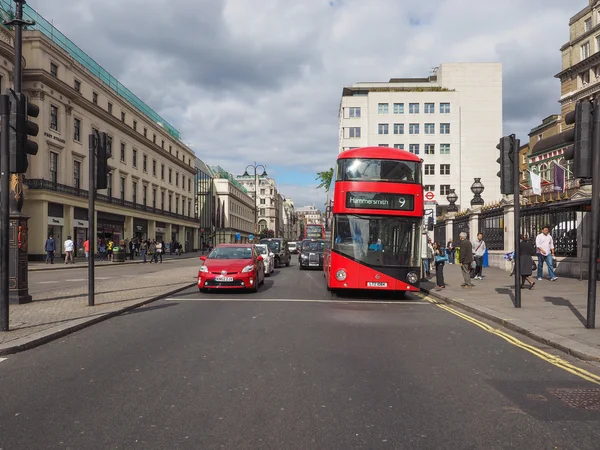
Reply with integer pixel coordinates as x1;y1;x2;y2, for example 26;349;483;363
73;207;89;258
186;228;193;253
171;224;179;243
97;211;125;247
156;222;166;242
47;202;64;258
133;218;148;241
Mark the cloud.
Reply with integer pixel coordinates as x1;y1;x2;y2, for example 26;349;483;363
27;0;576;206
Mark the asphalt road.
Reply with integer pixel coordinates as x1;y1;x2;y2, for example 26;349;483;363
2;261;600;449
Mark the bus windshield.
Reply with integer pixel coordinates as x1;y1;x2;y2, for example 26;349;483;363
306;225;324;239
337;158;421;184
333;215;420;267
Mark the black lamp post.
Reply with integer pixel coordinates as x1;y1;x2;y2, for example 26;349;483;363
243;162;267;239
470;178;485;206
447;189;458;212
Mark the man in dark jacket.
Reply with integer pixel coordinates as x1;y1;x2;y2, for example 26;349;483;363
45;234;56;264
459;232;474;288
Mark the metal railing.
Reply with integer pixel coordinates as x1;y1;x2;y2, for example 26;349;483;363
26;179;198;224
452;215;470;244
519;204;578;257
479;207;504;250
434;220;446;245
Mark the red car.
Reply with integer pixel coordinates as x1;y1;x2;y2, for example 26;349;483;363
198;244;265;293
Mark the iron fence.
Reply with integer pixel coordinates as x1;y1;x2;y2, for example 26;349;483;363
434;220;446;245
479;207;504;250
520;204;578;257
452;215;470;244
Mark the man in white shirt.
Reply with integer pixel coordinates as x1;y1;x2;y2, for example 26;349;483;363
64;236;75;264
535;226;557;281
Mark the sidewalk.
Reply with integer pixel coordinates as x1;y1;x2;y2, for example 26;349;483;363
29;250;204;271
0;262;198;355
421;264;600;361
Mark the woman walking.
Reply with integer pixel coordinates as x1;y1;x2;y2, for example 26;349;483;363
433;242;447;290
519;234;536;289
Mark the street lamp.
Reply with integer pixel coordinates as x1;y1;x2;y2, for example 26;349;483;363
446;189;458;212
243;162;267;239
470;178;485;206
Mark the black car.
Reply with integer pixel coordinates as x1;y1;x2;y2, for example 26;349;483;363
298;239;325;270
259;238;291;268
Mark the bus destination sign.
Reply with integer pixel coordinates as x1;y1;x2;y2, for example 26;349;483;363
346;192;414;211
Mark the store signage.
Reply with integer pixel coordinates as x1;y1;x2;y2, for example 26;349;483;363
346;192;414;211
156;227;166;233
44;131;66;144
75;220;89;228
47;217;64;226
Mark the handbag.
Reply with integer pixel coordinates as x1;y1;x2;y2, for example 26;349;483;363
435;254;448;263
471;260;477;269
532;259;537;271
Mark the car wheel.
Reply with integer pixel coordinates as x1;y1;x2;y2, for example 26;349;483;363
265;270;270;277
285;258;290;267
259;271;265;285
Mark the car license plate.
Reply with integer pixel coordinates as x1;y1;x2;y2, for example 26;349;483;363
215;276;234;282
367;282;387;287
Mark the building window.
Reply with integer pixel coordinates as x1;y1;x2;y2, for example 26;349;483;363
143;184;147;206
378;144;387;147
152;188;157;208
348;127;361;138
409;144;420;155
169;168;172;183
424;164;435;175
393;123;404;135
581;70;590;85
107;173;113;197
176;172;179;187
260;208;265;216
50;105;58;131
582;41;591;60
409;103;419;114
118;142;125;162
260;198;266;205
378;123;389;135
169;145;172;153
440;103;450;114
132;181;137;204
133;120;137;131
152;159;157;176
175;197;179;214
153;134;156;143
107;137;112;158
143;154;147;172
585;17;592;32
424;184;435;192
73;118;81;141
161;164;165;180
260;188;265;195
74;160;81;189
409;123;419;134
440;164;450;175
108;102;113;114
50;62;58;77
378;103;389;114
122;111;127;122
188;178;191;192
161;191;165;210
182;175;185;189
424;103;435;114
74;79;81;92
393;144;404;150
424;144;435;155
92;92;98;105
143;127;147;138
440;143;450;154
393;103;404;114
188;200;191;217
50;152;58;183
133;149;138;168
348;107;361;118
440;123;451;134
119;177;125;201
424;123;435;134
169;194;172;212
161;140;165;149
440;185;451;196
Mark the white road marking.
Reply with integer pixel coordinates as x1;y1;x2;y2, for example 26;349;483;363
0;358;7;363
164;297;430;305
37;281;60;284
65;279;85;282
95;277;110;280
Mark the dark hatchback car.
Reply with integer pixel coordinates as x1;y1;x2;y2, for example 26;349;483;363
259;238;291;268
298;239;325;270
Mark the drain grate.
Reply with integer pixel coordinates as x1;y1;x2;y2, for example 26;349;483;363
547;388;600;411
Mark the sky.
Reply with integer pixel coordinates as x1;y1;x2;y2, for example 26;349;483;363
26;0;578;209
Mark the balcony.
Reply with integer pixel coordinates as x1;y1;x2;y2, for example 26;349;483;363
26;179;198;223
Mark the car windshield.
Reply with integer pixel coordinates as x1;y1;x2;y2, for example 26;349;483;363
337;158;421;184
256;246;268;255
302;240;325;252
261;240;280;252
333;214;420;267
208;247;253;260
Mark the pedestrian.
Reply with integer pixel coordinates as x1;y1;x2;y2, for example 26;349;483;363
535;226;558;281
473;233;486;280
141;240;148;263
83;238;90;263
149;240;157;263
459;232;474;288
424;238;433;278
433;242;447;290
446;238;455;264
44;234;56;264
519;234;536;290
107;239;114;262
64;236;75;264
155;240;163;263
129;239;135;260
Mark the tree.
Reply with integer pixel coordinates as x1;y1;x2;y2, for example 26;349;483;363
316;168;334;192
259;228;275;239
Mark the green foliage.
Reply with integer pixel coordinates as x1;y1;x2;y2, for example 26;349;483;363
259;229;275;239
316;168;334;192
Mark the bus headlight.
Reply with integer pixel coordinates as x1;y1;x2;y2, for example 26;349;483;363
407;272;418;284
335;269;347;281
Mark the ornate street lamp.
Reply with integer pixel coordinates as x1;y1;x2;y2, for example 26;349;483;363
470;178;485;206
446;189;458;212
243;163;267;238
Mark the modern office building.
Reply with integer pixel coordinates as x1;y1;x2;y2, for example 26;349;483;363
338;63;503;211
0;3;199;259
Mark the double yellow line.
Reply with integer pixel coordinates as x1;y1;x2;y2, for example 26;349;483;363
420;294;600;385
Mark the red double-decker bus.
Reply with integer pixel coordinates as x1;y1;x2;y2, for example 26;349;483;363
304;224;325;239
323;147;424;295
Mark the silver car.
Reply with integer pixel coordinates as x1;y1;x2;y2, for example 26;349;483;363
255;244;275;276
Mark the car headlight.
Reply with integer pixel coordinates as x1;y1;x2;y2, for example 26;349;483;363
335;269;347;281
199;266;208;273
242;264;255;273
301;254;308;259
407;272;418;284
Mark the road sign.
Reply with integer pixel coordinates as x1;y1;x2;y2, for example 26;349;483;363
235;232;241;241
249;234;254;240
424;191;435;202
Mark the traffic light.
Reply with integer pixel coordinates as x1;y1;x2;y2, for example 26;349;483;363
9;91;39;174
496;135;515;195
95;132;111;189
427;216;434;231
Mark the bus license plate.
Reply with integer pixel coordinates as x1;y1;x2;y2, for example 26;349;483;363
367;282;387;287
215;276;234;282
